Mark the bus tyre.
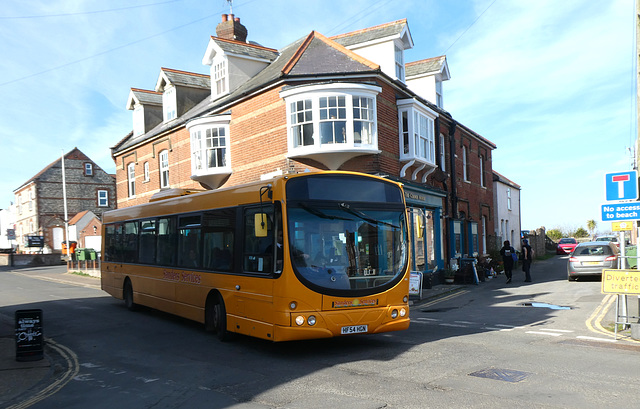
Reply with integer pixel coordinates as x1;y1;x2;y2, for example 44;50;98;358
124;280;137;311
213;296;232;342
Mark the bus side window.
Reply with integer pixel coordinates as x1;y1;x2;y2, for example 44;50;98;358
157;217;177;266
243;207;273;273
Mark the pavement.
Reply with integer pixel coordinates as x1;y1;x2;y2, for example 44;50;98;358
1;260;639;408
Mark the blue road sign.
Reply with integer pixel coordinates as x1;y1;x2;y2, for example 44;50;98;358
601;202;640;221
605;171;638;201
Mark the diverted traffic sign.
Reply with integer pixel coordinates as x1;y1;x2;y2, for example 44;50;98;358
605;171;638;201
612;221;633;231
602;269;640;295
601;202;640;221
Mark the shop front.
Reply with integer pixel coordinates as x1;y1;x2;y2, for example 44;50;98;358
403;185;446;286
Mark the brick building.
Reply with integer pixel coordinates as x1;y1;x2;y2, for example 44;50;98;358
111;16;497;277
13;148;116;253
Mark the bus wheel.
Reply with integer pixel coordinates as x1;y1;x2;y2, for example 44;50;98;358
124;279;137;311
213;296;232;342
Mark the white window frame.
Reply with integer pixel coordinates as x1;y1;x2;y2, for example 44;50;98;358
394;43;405;82
212;57;228;98
84;163;93;176
188;115;232;177
98;190;108;207
507;188;512;210
163;86;177;122
159;150;169;188
479;155;485;187
463;146;469;182
436;80;443;108
143;162;150;182
127;163;136;197
281;83;380;154
439;134;446;172
398;99;437;166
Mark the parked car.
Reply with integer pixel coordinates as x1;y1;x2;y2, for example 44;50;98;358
567;242;619;281
595;235;618;247
556;237;578;255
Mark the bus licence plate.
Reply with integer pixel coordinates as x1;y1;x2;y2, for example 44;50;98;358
341;325;368;335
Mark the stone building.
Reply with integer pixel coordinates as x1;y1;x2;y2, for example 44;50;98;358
110;15;497;277
13;147;116;253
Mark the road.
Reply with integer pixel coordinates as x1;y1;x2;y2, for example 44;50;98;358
1;256;639;409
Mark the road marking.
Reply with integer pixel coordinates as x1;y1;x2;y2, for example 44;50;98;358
526;331;562;337
419;289;469;308
454;320;476;325
439;323;468;328
535;328;574;333
576;336;617;343
8;338;79;409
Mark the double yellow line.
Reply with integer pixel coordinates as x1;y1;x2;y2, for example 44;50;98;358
586;294;640;344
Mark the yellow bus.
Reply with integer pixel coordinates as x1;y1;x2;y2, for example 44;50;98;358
101;171;410;342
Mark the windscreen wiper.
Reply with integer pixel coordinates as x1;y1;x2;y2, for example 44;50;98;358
338;203;399;229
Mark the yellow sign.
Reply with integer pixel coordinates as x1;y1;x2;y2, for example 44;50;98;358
601;269;640;295
612;221;633;231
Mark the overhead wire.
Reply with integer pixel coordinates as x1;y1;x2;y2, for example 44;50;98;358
441;0;497;55
0;0;181;19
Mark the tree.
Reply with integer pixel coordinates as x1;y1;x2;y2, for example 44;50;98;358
574;227;588;238
586;219;597;237
547;229;563;241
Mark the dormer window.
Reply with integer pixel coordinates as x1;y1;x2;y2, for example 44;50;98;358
436;80;443;108
395;44;405;82
163;86;177;122
213;59;227;96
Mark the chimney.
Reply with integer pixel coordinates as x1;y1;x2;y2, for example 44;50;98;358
216;13;248;42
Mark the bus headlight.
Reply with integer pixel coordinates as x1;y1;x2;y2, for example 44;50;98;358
391;309;398;319
307;316;316;326
295;315;305;326
403;296;408;303
399;308;407;317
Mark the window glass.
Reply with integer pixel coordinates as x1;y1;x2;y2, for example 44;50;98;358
319;96;347;144
157;217;177;266
214;60;226;95
191;130;203;170
243;206;275;274
122;221;138;263
144;162;149;182
202;208;235;271
205;127;226;168
353;97;374;144
139;219;157;264
127;163;136;197
178;215;201;268
290;99;314;147
159;150;169;188
163;87;176;121
85;163;93;176
98;190;108;207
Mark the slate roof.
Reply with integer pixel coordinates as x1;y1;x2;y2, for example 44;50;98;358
14;148;88;192
330;19;409;47
113;31;383;155
406;56;447;77
493;170;521;189
158;68;210;90
130;89;162;105
210;37;279;61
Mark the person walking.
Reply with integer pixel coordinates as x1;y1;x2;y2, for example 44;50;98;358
500;240;516;284
522;238;534;282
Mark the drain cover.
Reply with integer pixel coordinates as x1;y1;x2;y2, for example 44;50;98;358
468;368;531;383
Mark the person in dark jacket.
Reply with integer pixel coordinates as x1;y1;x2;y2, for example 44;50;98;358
500;240;516;284
522;239;534;282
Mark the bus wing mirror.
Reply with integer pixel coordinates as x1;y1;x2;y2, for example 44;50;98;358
254;214;269;237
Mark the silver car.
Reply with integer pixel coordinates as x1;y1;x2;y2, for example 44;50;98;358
567;242;619;281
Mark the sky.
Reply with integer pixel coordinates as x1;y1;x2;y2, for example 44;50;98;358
0;0;636;234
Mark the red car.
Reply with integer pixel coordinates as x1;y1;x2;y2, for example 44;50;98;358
557;238;578;254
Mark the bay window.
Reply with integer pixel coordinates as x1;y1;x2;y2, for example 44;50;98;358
398;99;437;177
281;83;381;170
187;115;232;189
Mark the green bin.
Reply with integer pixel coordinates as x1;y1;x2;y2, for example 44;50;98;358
87;249;97;260
626;246;637;269
76;248;87;261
